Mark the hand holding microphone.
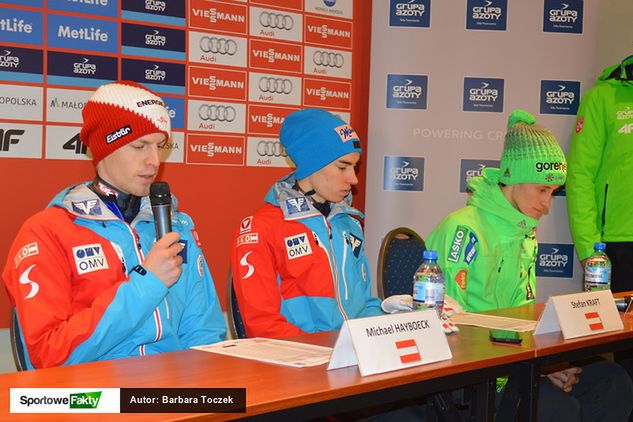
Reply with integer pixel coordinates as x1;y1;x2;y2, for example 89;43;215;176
141;182;183;287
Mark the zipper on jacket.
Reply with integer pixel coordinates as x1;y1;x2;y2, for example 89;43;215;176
341;232;349;300
601;184;609;236
321;216;349;321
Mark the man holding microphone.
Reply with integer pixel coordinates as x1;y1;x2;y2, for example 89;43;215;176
3;80;225;369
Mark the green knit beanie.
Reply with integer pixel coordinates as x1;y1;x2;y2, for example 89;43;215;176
498;109;567;185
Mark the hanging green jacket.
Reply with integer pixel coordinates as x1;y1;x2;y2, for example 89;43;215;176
567;56;633;261
427;168;538;312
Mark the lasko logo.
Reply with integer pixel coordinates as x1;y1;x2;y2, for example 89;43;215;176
466;0;507;30
72;243;109;275
536;243;574;278
383;156;424;191
48;0;117;17
284;233;313;260
459;159;500;192
69;391;102;409
463;77;504;112
447;226;468;263
14;242;38;268
540;80;580;115
0;9;43;46
48;14;118;53
386;74;428;109
389;0;430;28
543;0;583;34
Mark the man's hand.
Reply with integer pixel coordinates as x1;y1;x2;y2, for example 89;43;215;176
142;232;184;287
546;367;582;392
381;294;413;313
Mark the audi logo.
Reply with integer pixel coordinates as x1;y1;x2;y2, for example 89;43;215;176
259;11;294;30
198;104;237;122
313;51;344;68
257;141;287;157
258;77;293;94
199;36;238;55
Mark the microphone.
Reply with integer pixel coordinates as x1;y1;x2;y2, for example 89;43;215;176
150;181;172;240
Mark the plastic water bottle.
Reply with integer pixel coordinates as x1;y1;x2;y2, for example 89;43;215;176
584;242;611;292
412;250;445;314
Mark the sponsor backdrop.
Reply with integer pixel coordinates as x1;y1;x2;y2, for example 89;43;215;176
0;0;369;327
365;0;597;301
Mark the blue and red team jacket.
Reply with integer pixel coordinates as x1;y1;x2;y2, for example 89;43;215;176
2;183;226;369
231;173;383;338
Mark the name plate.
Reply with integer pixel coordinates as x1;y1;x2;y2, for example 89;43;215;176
534;290;623;339
327;309;452;376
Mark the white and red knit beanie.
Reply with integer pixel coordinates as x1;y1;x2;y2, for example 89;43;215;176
80;80;171;164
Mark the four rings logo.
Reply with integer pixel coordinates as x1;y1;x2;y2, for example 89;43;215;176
199;36;238;55
257;140;287;157
313;51;344;68
198;104;236;122
259;11;294;30
258;77;292;94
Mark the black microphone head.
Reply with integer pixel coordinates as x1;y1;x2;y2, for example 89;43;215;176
150;181;171;206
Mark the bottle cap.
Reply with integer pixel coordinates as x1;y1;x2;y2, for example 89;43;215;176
594;242;606;251
423;250;438;260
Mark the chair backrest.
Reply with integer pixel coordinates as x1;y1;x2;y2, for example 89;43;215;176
10;307;27;371
377;227;426;299
226;266;248;339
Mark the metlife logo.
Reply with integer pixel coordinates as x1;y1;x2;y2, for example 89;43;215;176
389;0;430;28
2;0;42;6
48;14;118;54
459;159;499;192
466;0;507;30
543;0;583;34
163;96;185;130
384;156;424;192
463;77;504;112
48;0;117;18
386;74;427;110
540;80;580;115
0;9;43;46
536;243;574;278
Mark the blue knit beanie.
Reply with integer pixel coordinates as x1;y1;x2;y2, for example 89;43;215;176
280;109;362;180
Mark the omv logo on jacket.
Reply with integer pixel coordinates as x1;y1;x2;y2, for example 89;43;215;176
466;0;507;31
383;156;424;192
463;77;504;112
47;14;118;53
540;80;580;115
536;243;574;278
0;8;43;46
389;0;431;28
543;0;583;34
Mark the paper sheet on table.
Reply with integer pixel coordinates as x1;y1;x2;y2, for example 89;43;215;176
192;338;332;368
449;312;538;332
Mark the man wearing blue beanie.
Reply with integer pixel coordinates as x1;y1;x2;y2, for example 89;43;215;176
230;108;384;338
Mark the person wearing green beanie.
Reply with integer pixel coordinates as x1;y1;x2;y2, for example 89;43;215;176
427;109;633;421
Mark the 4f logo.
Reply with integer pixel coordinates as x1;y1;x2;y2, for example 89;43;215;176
63;134;88;155
618;123;633;134
0;129;24;151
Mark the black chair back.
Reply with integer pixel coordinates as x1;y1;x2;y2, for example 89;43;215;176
226;267;247;339
10;307;27;371
377;227;426;298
